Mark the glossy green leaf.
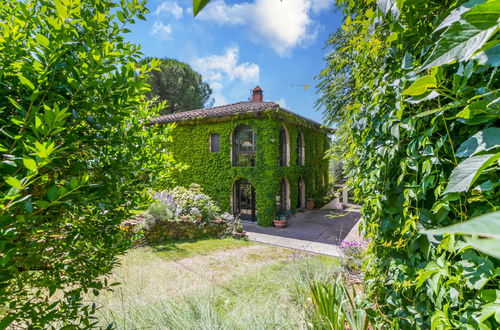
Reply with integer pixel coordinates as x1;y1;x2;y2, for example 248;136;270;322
116;11;125;23
467;238;500;259
22;158;37;171
456;127;500;157
403;75;437;96
434;0;488;32
5;176;22;189
423;211;500;239
47;185;58;202
35;34;49;47
462;0;500;30
406;91;440;104
193;0;211;16
419;21;497;71
444;153;500;193
19;76;35;90
474;43;500;66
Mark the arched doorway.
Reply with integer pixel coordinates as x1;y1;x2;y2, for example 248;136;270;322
276;178;290;214
233;178;256;221
297;176;305;209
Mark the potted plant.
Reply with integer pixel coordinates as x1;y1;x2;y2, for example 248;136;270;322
306;198;315;210
180;215;190;222
273;214;287;228
212;216;223;224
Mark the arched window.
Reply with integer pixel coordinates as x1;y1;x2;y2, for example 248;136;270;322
296;132;305;165
278;125;290;166
232;125;255;167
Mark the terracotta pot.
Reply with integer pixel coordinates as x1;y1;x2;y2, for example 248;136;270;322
306;199;315;210
212;218;222;224
273;219;287;228
180;215;190;222
195;216;202;223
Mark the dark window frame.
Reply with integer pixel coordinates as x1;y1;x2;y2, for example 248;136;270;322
278;126;288;166
232;125;255;167
296;131;304;166
210;133;220;153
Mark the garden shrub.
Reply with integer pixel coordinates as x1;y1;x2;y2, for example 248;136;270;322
134;185;244;243
318;0;499;328
0;0;176;327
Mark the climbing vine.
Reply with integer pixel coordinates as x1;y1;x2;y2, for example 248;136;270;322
317;0;499;328
166;112;330;226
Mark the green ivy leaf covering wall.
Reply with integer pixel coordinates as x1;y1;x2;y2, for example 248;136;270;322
165;112;330;226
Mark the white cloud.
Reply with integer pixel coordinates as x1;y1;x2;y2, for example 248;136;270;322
191;47;260;107
276;98;287;108
151;21;173;40
154;1;183;19
197;0;330;56
192;47;260;84
311;0;332;13
212;93;229;107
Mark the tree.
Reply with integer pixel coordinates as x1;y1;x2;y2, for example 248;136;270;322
143;57;213;114
0;0;176;327
318;0;499;328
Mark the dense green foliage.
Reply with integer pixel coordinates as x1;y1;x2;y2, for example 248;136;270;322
318;0;499;327
0;0;176;327
166;112;330;226
134;184;244;243
143;57;212;114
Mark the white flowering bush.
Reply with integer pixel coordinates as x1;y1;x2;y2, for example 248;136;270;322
169;184;220;221
146;184;220;223
135;184;245;243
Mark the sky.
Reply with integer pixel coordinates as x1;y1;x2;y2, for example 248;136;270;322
125;0;344;124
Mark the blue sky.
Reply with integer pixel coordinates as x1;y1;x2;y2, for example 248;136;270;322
126;0;343;124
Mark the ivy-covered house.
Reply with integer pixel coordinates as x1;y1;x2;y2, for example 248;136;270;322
150;87;331;226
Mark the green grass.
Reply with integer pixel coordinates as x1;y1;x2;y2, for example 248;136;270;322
94;239;341;329
148;237;253;261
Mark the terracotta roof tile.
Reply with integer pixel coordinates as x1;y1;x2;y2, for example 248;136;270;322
148;101;329;130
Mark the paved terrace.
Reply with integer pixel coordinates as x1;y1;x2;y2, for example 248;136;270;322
243;209;362;257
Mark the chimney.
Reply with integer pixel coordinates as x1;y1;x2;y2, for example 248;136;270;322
252;86;263;102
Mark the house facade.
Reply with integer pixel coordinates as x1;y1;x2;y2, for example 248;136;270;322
149;87;331;226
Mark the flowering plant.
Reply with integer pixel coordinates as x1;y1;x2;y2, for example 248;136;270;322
339;240;366;273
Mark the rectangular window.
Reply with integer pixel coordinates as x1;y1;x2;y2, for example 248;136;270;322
210;133;220;153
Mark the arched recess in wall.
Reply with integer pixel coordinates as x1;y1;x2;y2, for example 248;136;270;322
276;177;290;214
296;131;305;166
232;124;255;167
297;176;305;209
278;125;290;166
232;178;256;221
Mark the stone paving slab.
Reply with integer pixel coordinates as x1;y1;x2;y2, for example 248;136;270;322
243;209;363;256
246;232;343;257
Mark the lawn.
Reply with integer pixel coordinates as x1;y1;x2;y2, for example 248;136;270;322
92;238;341;329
